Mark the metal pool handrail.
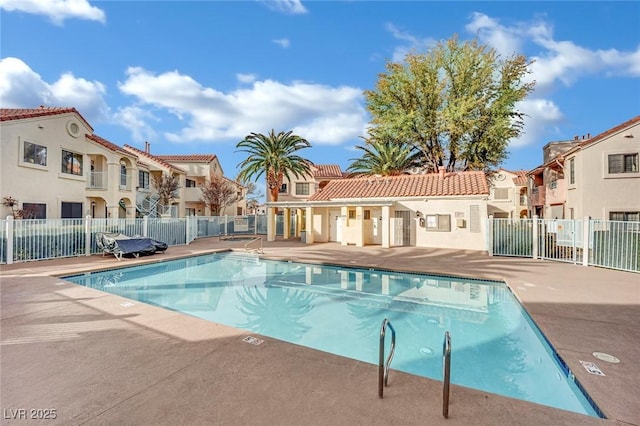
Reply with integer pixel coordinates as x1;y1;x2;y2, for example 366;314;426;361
244;237;263;253
378;318;396;398
443;331;451;418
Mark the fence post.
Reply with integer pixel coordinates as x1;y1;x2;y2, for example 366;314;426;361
582;217;590;266
143;215;148;237
85;215;92;256
6;216;13;264
532;215;539;259
225;215;228;235
487;215;494;256
185;216;190;244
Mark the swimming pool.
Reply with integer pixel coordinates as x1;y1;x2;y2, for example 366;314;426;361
64;252;599;417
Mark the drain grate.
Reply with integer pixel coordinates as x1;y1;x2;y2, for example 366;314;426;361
242;336;264;346
592;352;620;363
579;360;605;376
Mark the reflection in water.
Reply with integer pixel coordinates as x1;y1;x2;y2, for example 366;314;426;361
236;285;316;341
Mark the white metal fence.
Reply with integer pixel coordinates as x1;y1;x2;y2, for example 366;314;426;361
0;215;273;264
489;217;639;273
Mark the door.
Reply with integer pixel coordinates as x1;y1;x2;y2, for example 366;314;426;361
394;210;411;246
329;209;342;242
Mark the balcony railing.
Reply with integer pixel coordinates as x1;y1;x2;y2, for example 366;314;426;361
546;178;566;205
87;171;107;189
184;187;202;203
530;186;545;206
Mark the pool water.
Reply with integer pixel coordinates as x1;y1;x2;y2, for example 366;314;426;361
64;252;599;417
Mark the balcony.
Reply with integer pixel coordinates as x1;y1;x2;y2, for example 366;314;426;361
87;171;107;190
546;178;566;205
184;187;202;203
530;186;545;206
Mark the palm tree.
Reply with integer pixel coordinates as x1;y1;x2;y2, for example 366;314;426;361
236;130;313;202
347;137;423;177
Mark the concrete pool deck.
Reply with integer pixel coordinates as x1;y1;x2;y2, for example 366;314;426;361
1;238;638;425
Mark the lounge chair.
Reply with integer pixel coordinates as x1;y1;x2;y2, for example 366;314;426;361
96;232;168;261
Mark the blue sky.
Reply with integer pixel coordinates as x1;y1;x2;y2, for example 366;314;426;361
1;1;639;185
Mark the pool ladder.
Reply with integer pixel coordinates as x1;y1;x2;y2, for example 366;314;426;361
378;318;396;398
377;319;452;419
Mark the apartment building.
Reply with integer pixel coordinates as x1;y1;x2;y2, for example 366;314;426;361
155;153;246;216
277;164;345;202
1;107;140;219
528;116;640;220
487;169;529;218
1;106;246;219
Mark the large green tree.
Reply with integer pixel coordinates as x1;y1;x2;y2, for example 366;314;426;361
347;136;422;177
365;35;534;172
236;130;312;202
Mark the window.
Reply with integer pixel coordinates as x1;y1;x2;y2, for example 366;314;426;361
279;183;288;194
237;207;243;215
609;211;640;221
61;202;83;218
61;150;83;176
24;142;47;166
364;210;371;220
608;153;638;174
348;209;356;219
22;203;46;219
186;208;196;216
569;158;575;184
295;182;310;195
493;188;509;200
138;171;150;189
186;179;196;188
120;163;127;187
426;214;451;231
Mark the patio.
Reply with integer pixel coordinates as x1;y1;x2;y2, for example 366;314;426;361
1;238;638;425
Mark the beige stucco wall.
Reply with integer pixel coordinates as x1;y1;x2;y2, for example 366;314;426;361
566;122;640;219
400;199;487;251
302;198;487;251
1;113;139;219
487;171;528;219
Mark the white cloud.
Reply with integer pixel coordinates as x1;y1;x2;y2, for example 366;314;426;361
466;12;640;91
118;67;367;145
385;23;437;62
261;0;307;15
237;73;258;84
272;38;291;49
0;0;105;25
0;57;109;122
113;106;158;143
464;12;523;58
512;98;564;147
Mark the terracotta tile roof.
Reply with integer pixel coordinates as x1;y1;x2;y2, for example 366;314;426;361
312;164;343;179
86;134;133;156
155;154;218;163
123;144;185;173
309;171;488;201
0;106;93;131
502;169;528;186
